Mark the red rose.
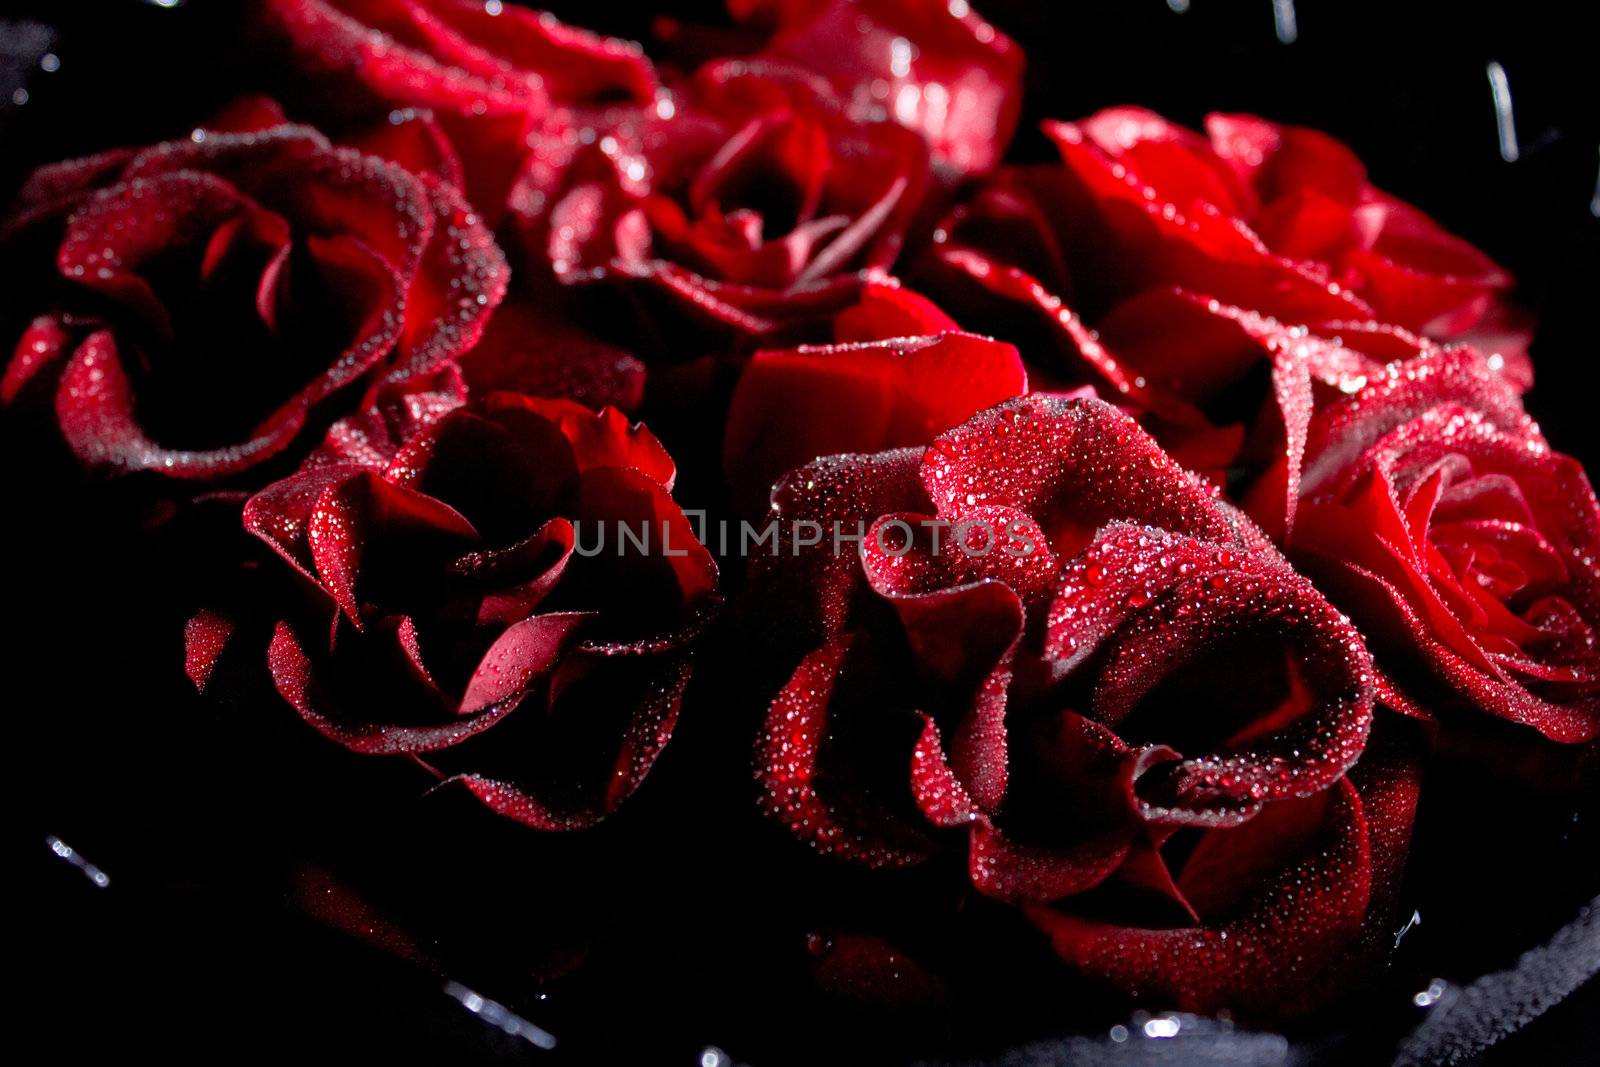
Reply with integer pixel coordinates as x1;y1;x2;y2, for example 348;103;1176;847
519;60;931;340
1284;346;1600;743
213;386;718;828
722;278;1025;511
915;159;1531;490
722;0;1024;177
1043;108;1520;353
749;393;1402;1014
1;124;506;482
254;0;659;221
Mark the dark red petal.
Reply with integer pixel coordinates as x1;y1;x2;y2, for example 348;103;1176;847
1205;113;1367;205
420;0;657;108
454;296;645;412
1025;776;1373;1018
1046;523;1374;819
3;147;134;236
345;110;466;189
932;250;1194;416
458;517;577;627
289;866;427;965
748;447;928;643
452;652;693;830
807;931;946;1009
908;712;981;826
184;609;238;693
910;714;1133;903
889;580;1023;813
255;0;540;118
1080;107;1255;216
1278;727;1422;1015
305;469;481;621
2;315;70;407
460;611;594;715
1299;347;1534;499
59;169;269;335
1176;786;1337;918
756;637;934;867
1298;540;1600;744
1094;288;1279;403
204;93;291;134
385;407;578;543
384;178;509;381
56;330;310;479
267;619;518;754
1043;118;1369;324
794;176;910;287
1438;301;1534;390
1344;197;1513;333
483;393;675;488
832;280;960;341
245;463;371;581
920;394;1261;558
124;126;433;284
969;819;1132;904
860;505;1057;608
724;330;1026;513
565;465;718;635
311;364;468;470
591;251;868;337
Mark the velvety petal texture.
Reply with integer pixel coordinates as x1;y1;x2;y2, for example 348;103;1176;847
723;280;1025;511
915;159;1530;499
515;59;931;339
1039;108;1518;349
1286;349;1600;743
749;393;1390;1014
3;124;506;484
19;0;1596;1034
228;387;718;828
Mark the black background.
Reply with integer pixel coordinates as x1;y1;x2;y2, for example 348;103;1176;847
6;2;1598;1064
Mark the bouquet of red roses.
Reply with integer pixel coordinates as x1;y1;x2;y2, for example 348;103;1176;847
6;1;1595;1055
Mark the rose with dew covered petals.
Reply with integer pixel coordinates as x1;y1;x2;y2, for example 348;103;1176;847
747;393;1409;1016
516;59;930;341
1282;346;1600;744
1039;108;1523;359
200;386;718;829
914;150;1530;490
1;124;506;484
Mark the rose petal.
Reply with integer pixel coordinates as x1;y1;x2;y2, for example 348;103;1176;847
484;393;675;488
756;636;935;867
725;330;1026;513
460;610;594;715
1045;523;1374;820
920;394;1262;558
1025;776;1373;1017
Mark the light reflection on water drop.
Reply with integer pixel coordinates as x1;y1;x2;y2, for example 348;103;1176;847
46;835;110;888
1412;978;1448;1007
442;980;556;1049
